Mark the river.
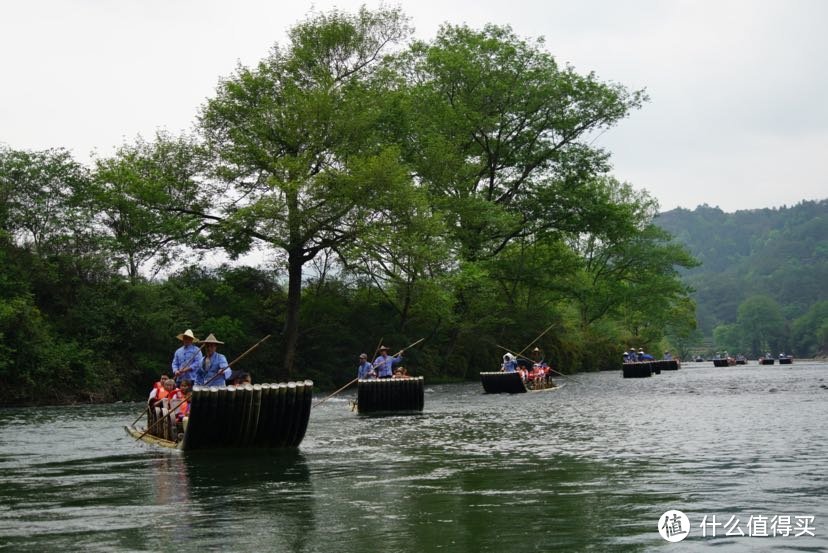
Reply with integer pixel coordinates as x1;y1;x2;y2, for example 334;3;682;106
1;362;826;552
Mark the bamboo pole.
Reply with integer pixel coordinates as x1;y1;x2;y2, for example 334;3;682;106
496;344;579;383
313;336;426;408
312;336;383;408
202;334;272;386
515;321;557;359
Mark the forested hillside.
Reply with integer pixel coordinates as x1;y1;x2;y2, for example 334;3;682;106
656;200;828;357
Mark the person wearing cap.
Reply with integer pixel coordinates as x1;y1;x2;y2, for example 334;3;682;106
373;346;402;379
171;329;203;385
197;333;232;387
357;353;376;380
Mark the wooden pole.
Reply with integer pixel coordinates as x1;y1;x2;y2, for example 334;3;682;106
202;334;272;386
312;336;427;409
313;377;358;408
515;322;557;359
496;344;579;383
312;337;383;408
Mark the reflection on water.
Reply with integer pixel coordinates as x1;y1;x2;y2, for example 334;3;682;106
0;363;826;552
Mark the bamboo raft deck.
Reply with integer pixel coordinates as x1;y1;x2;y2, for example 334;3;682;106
479;371;559;393
355;377;425;414
126;381;313;451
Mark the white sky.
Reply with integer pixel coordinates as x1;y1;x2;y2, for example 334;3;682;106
1;0;826;213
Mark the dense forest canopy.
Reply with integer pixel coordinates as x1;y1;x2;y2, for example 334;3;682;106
656;200;828;358
0;7;701;405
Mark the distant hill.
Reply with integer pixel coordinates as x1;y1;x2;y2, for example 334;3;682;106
655;200;828;356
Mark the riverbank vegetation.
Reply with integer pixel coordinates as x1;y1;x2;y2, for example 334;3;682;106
0;7;699;405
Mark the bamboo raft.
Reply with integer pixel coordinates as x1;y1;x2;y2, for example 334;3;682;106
125;381;313;450
621;360;680;378
759;357;775;365
479;371;559;393
778;356;793;365
355;377;425;413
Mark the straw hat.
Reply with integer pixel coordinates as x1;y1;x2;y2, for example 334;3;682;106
201;333;224;345
359;353;367;359
379;345;389;351
176;329;199;342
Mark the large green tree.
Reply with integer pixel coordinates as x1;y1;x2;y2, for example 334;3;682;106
197;7;413;373
400;24;648;262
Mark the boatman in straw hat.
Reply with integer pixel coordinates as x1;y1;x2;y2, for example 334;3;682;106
197;333;232;387
373;345;402;379
171;329;203;385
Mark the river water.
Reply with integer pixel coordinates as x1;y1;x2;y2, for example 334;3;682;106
1;362;826;552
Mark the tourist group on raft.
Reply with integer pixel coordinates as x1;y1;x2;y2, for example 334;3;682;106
356;346;411;380
621;348;675;362
146;329;251;438
500;347;557;388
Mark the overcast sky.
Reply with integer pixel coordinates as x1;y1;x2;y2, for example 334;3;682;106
1;0;826;213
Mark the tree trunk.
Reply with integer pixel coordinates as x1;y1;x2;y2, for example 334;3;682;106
283;249;303;376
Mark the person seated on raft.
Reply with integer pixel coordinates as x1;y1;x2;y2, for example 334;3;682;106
225;370;252;386
501;353;518;372
393;367;409;378
149;377;177;406
148;378;179;439
663;351;673;360
148;374;170;407
171;379;192;438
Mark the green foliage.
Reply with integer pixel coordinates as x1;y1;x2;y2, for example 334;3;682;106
0;8;705;404
657;200;827;356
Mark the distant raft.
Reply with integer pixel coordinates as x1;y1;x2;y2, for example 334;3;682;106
621;360;680;378
479;371;558;393
125;381;313;451
355;377;424;414
778;356;793;365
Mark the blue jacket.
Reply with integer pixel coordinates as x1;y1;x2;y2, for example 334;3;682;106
198;352;230;387
171;344;203;384
358;361;375;379
373;353;402;378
